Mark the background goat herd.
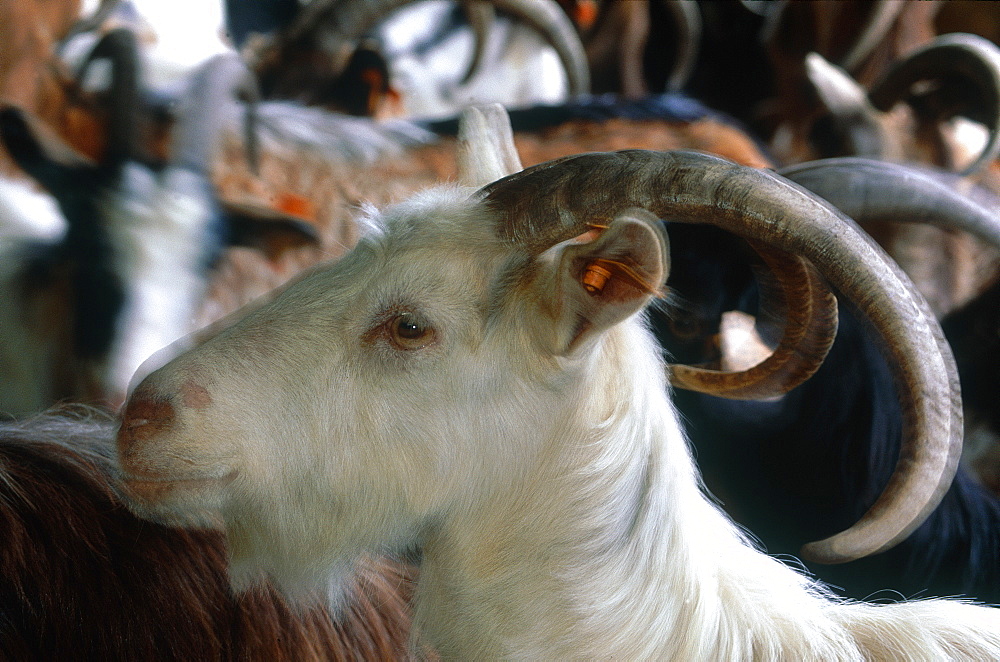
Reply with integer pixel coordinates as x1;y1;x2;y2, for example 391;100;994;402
5;0;1000;659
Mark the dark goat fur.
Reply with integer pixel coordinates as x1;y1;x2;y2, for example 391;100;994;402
0;407;417;660
942;279;1000;494
658;224;1000;603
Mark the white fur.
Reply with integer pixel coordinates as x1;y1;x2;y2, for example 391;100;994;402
119;106;1000;658
125;184;1000;658
0;177;65;244
103;164;216;402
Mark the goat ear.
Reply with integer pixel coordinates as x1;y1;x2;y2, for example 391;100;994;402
0;106;95;189
539;208;669;355
221;200;321;263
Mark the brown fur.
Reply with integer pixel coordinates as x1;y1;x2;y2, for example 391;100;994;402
0;406;420;660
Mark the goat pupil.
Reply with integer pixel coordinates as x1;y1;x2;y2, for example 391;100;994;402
397;317;423;339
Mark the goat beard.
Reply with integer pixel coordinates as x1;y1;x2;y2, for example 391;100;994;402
222;507;390;614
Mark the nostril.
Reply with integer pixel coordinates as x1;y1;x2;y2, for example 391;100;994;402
119;387;176;446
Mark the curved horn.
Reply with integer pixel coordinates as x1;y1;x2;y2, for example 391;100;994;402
293;0;589;95
74;27;143;166
480;149;962;564
780;157;1000;247
805;52;896;159
458;1;496;85
868;33;1000;176
468;0;590;95
839;0;906;72
669;244;838;399
171;54;260;175
661;0;701;93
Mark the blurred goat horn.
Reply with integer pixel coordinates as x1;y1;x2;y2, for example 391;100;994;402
805;52;895;160
458;1;496;85
480;149;962;564
171;54;260;175
293;0;589;95
839;0;907;72
58;0;123;46
780;157;1000;247
868;33;1000;177
485;0;590;95
75;27;143;166
661;0;701;92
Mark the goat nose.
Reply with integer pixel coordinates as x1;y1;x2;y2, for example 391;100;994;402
118;383;176;448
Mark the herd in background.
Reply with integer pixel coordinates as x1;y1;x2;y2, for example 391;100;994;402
4;0;1000;658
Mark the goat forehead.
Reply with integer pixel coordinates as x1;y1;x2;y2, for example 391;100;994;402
360;186;496;248
342;195;503;298
245;196;505;336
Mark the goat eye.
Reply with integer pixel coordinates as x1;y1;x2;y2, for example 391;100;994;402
388;313;435;350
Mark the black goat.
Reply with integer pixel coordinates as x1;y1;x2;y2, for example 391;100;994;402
942;276;1000;494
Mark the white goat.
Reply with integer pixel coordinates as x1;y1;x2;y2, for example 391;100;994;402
118;107;1000;659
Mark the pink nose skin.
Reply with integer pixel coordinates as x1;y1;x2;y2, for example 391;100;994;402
117;383;177;476
120;384;175;444
119;377;213;446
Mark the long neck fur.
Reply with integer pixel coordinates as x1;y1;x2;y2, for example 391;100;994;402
410;317;1000;660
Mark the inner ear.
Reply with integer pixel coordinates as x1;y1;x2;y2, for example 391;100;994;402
548;208;669;354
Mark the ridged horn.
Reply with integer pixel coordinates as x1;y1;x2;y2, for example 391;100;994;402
669;243;838;399
868;33;1000;176
780;157;1000;247
480;149;962;564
